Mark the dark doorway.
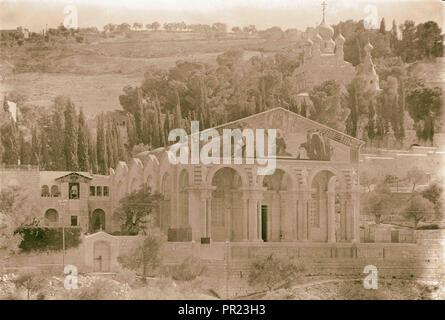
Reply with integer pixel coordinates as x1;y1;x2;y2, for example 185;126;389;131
391;230;399;243
92;209;106;232
261;205;268;242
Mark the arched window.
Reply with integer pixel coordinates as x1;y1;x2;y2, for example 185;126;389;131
45;209;58;226
91;209;106;232
51;185;60;197
41;185;50;197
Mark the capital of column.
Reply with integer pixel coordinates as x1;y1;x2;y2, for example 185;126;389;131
279;189;298;199
188;185;215;200
241;187;266;200
299;188;313;200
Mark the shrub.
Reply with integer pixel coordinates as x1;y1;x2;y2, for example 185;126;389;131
168;257;207;281
117;229;166;277
12;272;43;300
416;224;439;230
248;254;305;291
14;227;81;252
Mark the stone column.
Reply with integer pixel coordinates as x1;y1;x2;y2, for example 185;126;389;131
279;190;297;241
249;189;264;242
300;190;312;241
194;187;214;240
241;192;249;241
339;192;348;241
351;188;361;243
327;191;336;243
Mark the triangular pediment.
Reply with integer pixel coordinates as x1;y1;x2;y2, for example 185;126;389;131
170;108;363;163
55;172;93;183
208;107;363;149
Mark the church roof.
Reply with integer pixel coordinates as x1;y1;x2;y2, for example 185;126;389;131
197;107;365;148
55;172;93;182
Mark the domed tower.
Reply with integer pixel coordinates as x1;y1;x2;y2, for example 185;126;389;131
303;38;313;60
335;30;345;62
316;1;335;54
312;33;322;58
355;39;380;92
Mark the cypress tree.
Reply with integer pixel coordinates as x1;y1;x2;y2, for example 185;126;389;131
77;108;90;172
126;114;138;149
88;132;98;174
379;18;386;34
1;119;19;165
96;114;108;175
30;126;40;166
64;100;78;171
19;131;32;165
40;131;51;170
48;106;65;170
105;121;114;169
113;122;126;162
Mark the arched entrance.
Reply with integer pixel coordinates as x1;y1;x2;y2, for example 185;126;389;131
91;209;106;232
262;169;294;242
44;209;59;226
93;241;110;272
211;167;243;241
310;170;338;242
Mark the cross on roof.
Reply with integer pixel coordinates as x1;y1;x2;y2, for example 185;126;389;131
321;1;327;22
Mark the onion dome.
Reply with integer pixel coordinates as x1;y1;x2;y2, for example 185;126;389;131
335;32;345;44
317;20;334;40
313;33;322;42
364;40;373;53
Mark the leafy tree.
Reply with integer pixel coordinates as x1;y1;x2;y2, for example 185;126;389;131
114;184;162;235
360;168;378;192
168;257;207;281
117;227;166;278
309;80;350;132
248;254;304;291
13;272;42;300
0;187;37;255
132;22;143;31
103;23;115;33
406;82;442;143
398;20;418;62
403;194;434;228
421;180;444;215
365;188;391;223
407;167;424;192
415;21;443;59
151;22;160;31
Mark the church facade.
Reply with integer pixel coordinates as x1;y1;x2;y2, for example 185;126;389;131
24;108;364;244
130;107;364;244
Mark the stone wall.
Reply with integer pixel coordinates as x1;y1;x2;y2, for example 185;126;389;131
2;230;443;299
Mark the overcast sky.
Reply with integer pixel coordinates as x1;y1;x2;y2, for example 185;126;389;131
1;0;443;32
